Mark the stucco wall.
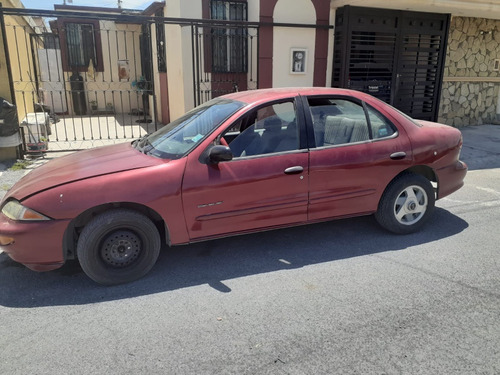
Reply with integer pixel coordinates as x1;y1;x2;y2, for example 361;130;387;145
438;16;500;126
272;0;316;88
164;0;203;121
0;24;11;102
0;0;23;104
3;15;38;122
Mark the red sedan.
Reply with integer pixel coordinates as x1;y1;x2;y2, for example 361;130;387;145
0;88;467;285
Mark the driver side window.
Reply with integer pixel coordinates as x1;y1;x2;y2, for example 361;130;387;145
222;101;299;158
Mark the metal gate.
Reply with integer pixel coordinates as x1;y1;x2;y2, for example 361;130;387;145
191;23;259;107
1;7;161;152
332;6;450;121
1;5;262;152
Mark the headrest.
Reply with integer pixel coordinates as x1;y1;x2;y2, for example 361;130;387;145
264;116;282;131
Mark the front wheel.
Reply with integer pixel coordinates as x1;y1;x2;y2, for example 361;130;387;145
77;209;161;285
375;173;435;234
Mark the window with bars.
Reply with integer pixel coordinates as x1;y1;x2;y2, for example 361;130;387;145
210;0;247;73
66;23;97;68
57;18;103;72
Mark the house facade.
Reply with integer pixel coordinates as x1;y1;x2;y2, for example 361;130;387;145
163;0;500;126
48;6;146;118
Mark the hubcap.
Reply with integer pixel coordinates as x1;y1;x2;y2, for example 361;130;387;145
394;185;428;226
101;230;141;268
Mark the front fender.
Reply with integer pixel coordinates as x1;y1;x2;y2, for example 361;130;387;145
22;159;190;245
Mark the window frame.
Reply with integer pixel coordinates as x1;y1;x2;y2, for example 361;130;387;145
57;18;104;72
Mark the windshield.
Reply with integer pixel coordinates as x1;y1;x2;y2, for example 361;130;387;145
134;98;245;159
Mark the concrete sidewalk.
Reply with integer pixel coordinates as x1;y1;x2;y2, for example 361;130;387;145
47;113;157;152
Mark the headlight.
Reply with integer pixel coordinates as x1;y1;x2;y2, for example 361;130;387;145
1;200;50;221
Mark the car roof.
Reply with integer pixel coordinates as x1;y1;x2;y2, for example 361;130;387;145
221;87;360;105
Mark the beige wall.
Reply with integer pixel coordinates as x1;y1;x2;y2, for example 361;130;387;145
164;23;187;121
273;0;316;88
0;24;11;102
0;0;37;159
164;0;202;121
3;14;39;122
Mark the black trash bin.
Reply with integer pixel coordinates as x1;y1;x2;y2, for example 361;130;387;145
0;97;20;137
0;98;22;158
70;72;87;115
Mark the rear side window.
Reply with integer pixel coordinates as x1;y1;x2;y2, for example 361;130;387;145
366;105;396;139
308;98;369;147
308;97;397;147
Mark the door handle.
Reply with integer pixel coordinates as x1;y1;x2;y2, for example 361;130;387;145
284;166;304;174
390;151;407;160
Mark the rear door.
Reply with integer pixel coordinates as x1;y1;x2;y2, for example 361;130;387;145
305;95;413;221
182;98;309;240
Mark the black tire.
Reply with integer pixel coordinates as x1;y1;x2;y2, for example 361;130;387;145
77;209;161;285
375;173;435;234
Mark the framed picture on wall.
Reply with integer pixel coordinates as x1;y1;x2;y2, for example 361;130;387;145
290;48;307;74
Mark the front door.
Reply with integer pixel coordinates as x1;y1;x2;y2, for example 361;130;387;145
182;100;309;240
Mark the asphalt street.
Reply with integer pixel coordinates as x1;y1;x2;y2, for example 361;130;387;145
0;125;499;374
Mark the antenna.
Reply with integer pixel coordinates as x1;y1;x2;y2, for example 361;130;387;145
118;0;122;9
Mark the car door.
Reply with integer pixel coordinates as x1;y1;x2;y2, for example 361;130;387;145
182;99;309;240
304;95;413;221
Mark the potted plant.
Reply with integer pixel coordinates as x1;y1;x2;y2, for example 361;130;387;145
105;102;114;112
89;100;97;111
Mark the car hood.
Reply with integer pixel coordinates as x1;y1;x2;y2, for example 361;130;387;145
5;143;166;201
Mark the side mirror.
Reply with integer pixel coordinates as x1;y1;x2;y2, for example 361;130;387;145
208;145;233;164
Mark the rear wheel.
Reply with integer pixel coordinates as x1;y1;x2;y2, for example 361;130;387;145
375;173;435;234
77;209;161;285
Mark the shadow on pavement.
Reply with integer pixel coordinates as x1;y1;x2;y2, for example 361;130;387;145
0;207;468;308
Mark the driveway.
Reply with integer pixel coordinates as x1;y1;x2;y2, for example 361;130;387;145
0;125;499;374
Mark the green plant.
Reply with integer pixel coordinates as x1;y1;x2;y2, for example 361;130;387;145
9;160;32;171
